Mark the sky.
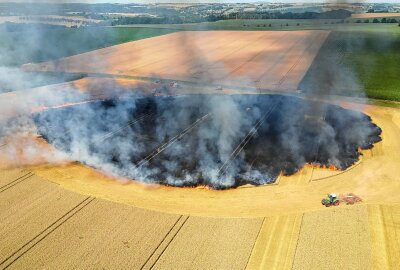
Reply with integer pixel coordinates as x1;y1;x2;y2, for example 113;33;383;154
0;0;398;3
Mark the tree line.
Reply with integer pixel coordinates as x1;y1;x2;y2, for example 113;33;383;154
354;18;399;24
111;9;352;26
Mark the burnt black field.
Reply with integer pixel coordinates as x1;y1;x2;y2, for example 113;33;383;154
33;94;382;189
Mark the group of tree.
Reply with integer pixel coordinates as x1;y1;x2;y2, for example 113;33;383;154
355;18;399;24
111;9;352;26
229;9;351;20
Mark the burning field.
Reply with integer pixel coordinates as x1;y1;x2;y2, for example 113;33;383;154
33;94;381;189
1;22;400;269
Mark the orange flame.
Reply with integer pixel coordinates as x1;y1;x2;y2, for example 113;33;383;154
306;163;341;171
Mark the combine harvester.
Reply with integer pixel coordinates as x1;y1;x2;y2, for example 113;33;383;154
321;193;362;207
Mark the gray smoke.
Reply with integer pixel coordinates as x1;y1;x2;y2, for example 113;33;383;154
0;1;381;188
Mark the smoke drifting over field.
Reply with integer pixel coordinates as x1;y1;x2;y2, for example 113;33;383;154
33;94;381;189
0;0;383;188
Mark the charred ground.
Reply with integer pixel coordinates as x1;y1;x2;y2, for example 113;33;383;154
34;94;381;189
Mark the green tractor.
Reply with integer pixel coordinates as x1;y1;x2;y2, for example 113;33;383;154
321;193;340;207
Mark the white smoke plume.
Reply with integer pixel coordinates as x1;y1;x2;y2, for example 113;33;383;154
0;1;381;189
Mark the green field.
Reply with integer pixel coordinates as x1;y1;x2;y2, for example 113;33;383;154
0;26;177;66
299;24;400;101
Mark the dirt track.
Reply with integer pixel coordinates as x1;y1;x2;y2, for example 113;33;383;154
23;31;329;91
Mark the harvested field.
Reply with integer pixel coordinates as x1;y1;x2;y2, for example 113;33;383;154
292;205;372;269
24;30;330;91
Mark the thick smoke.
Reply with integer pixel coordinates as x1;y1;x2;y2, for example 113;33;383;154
1;1;382;189
0;1;100;167
33;94;381;189
0;80;91;166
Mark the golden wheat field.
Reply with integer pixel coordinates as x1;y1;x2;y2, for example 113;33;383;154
1;165;400;269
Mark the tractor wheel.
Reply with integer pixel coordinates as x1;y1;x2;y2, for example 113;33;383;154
334;200;340;206
325;203;331;207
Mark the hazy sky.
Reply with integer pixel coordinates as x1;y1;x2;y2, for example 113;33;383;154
0;0;398;3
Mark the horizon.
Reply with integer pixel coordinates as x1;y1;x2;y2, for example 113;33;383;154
0;1;398;4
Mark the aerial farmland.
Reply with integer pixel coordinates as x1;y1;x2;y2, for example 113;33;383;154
1;2;400;270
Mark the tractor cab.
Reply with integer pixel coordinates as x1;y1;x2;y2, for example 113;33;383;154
321;193;340;207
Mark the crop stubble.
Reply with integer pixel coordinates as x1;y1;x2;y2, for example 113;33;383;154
26;30;329;91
